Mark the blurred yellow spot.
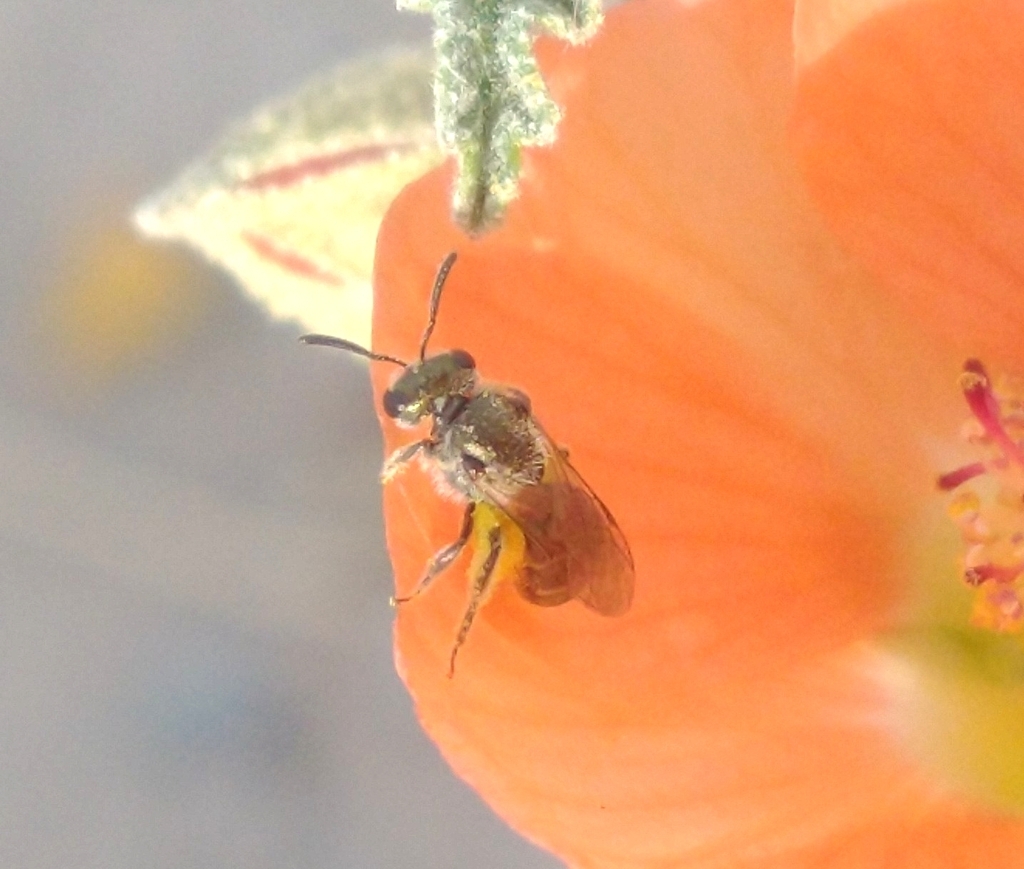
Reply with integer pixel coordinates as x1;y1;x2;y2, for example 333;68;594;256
40;213;208;392
882;627;1024;813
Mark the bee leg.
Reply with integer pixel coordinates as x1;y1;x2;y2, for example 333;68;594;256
381;439;430;483
448;524;502;678
392;503;475;606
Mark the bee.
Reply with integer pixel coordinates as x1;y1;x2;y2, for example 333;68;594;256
301;252;634;676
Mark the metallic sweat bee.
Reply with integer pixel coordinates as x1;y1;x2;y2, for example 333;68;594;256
301;252;634;676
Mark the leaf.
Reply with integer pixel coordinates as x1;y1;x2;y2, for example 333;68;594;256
136;47;441;349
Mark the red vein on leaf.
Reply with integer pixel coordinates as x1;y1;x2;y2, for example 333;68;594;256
241;231;343;285
240;143;420;191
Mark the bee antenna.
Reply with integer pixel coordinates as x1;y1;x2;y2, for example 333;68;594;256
418;251;458;361
299;334;407;367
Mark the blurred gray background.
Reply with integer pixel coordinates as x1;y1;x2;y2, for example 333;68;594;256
0;2;556;866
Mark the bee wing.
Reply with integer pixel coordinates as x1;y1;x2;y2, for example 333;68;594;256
539;437;635;616
478;420;635;616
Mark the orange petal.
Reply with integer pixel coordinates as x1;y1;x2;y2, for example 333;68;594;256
371;0;1018;864
793;0;1024;367
793;0;910;68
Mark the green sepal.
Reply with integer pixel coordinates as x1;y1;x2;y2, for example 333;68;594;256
402;0;603;233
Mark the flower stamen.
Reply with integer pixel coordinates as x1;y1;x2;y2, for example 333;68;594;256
959;360;1024;466
937;462;987;491
940;360;1024;633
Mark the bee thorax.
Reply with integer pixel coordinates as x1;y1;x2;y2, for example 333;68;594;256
432;390;546;500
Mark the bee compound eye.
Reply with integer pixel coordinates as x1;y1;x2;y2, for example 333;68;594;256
449;349;475;370
382;388;403;418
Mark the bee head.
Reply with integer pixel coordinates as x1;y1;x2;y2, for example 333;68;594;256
382;349;476;426
300;252;472;426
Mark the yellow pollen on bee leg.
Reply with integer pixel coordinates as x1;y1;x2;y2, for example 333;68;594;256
467;502;526;589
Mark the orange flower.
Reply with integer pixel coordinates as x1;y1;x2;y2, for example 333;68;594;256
372;0;1024;865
